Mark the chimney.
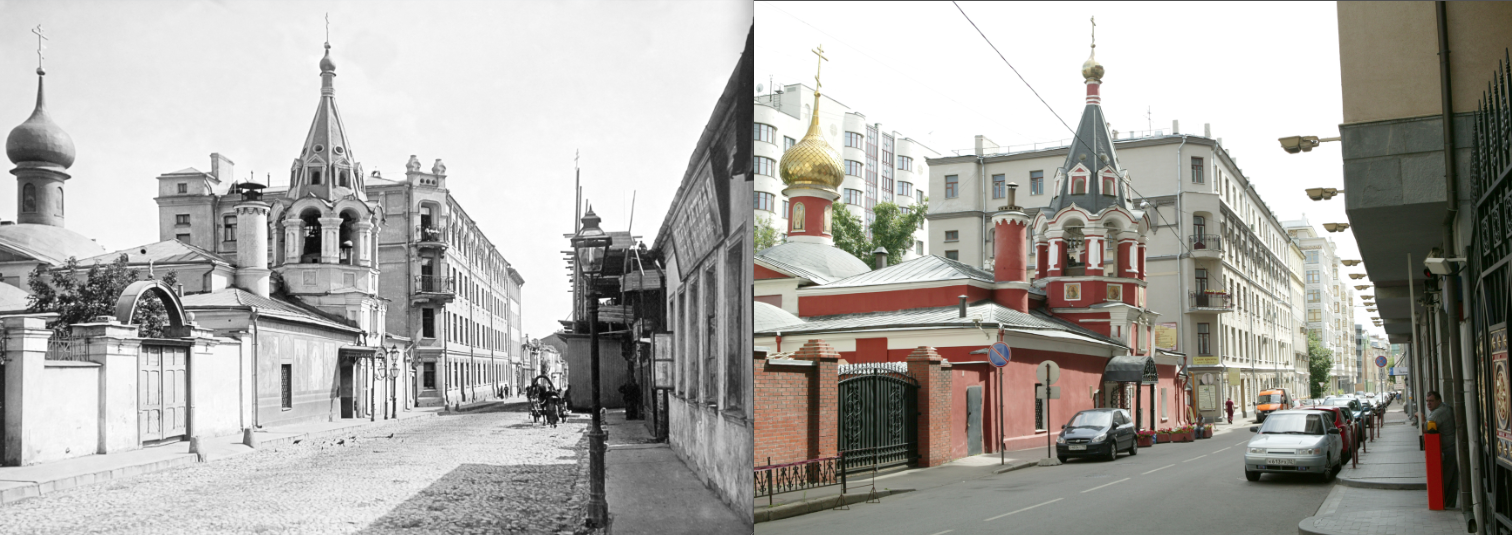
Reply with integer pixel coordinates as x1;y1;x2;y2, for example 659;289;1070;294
1172;120;1180;135
234;183;272;297
958;295;968;318
872;246;889;270
1204;123;1211;138
210;153;234;183
991;188;1031;313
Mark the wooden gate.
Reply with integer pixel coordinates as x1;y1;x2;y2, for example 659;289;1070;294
837;363;918;473
139;344;188;443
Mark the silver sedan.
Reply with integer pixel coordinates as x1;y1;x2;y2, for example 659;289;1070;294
1243;410;1343;482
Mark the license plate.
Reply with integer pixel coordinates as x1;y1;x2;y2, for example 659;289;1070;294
1069;445;1086;451
1267;458;1295;465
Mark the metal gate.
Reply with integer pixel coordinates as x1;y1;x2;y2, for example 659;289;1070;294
837;363;918;473
139;344;188;443
1471;51;1512;535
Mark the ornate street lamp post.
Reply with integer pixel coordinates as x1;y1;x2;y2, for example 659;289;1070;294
572;207;611;528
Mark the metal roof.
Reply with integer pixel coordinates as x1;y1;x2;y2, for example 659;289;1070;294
182;288;358;333
756;300;1126;349
79;239;232;267
755;241;871;285
1043;98;1130;215
816;254;992;289
754;301;804;332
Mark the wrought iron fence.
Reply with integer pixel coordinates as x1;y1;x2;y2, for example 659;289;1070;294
1189;234;1223;252
754;455;844;507
1189;291;1233;310
415;225;445;244
414;275;455;294
46;332;88;361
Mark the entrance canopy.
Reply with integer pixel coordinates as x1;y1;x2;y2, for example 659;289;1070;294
1104;355;1158;385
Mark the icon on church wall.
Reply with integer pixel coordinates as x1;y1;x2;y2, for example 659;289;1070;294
1106;283;1122;302
792;202;806;231
1065;283;1081;301
20;183;35;213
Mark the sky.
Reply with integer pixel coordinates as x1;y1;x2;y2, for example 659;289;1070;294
0;0;752;341
756;1;1386;340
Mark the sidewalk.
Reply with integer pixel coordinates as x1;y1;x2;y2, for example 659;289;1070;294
0;403;450;505
603;409;749;535
1297;403;1470;535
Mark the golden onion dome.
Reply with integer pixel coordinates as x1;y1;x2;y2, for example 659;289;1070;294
1082;48;1104;83
778;93;843;191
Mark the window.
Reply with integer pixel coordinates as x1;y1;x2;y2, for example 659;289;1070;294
898;155;913;171
844;131;864;149
1030;171;1044;195
1308;290;1320;303
916;190;924;204
175;233;190;242
311;169;322;185
725;243;743;412
1102;175;1115;196
1193;215;1206;238
754;123;776;144
992;174;1006;199
1308;309;1322;322
784;136;796;150
845;160;864;177
1072;176;1086;195
916;242;923;256
175;214;191;226
1307;270;1319;284
1305;251;1318;264
945;230;959;242
945;250;959;261
843;189;863;205
1035;383;1045;431
945;175;959;198
423;362;435;389
422;308;436;338
223;215;236;241
782;200;789;217
897;181;913;197
754;192;776;212
177;183;188;194
1198;323;1211;355
1192;157;1204;183
753;156;775;177
20;183;35;214
281;364;293;409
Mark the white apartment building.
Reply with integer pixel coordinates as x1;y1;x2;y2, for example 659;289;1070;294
754;83;937;260
1284;219;1357;394
1288;240;1310;397
928;122;1304;419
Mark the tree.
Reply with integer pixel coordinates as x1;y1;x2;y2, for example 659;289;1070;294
830;199;930;268
754;214;783;253
1307;334;1334;399
26;254;174;338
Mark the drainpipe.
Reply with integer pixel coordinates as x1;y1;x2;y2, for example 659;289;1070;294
251;308;261;429
1174;134;1189;416
1435;2;1477;522
980;154;988;268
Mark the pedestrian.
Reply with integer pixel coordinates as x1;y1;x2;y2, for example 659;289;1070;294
1225;398;1235;424
1426;390;1459;508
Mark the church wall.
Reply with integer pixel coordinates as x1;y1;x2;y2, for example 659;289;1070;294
31;362;100;464
253;319;349;427
799;284;990;317
190;338;246;439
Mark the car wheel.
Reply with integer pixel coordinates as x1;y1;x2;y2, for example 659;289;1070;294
1245;470;1261;482
1058;456;1068;463
1128;437;1138;456
1322;455;1337;482
1106;440;1119;461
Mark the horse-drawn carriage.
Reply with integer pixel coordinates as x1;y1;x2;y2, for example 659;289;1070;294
527;375;570;427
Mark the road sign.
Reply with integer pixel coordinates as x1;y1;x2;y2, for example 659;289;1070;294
1035;385;1062;399
988;342;1011;368
1376;356;1387;368
1036;360;1061;385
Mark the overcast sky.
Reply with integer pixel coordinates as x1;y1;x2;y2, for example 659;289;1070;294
0;0;751;340
757;1;1385;340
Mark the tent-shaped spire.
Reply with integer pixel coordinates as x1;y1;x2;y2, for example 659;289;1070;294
1043;28;1128;216
287;41;365;201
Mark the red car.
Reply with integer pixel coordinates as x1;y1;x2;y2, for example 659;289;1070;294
1300;407;1355;462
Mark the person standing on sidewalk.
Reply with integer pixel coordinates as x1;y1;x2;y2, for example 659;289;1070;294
1225;398;1235;424
1426;390;1459;508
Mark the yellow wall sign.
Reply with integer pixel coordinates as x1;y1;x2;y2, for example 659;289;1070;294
1227;368;1241;384
1192;356;1220;366
1155;322;1178;351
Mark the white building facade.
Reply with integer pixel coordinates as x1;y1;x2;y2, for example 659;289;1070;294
1284;219;1356;394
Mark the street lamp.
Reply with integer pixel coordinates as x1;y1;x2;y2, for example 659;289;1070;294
571;207;612;529
1323;223;1350;233
387;345;401;419
1279;135;1341;154
1349;273;1367;280
1304;187;1345;201
1354;285;1372;291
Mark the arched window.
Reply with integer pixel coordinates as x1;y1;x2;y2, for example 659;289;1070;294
20;183;35;213
1072;177;1086;195
792;202;806;231
310;168;323;185
823;204;831;233
56;186;63;216
1102;176;1115;196
339;169;350;188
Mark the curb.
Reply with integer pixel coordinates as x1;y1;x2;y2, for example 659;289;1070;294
994;460;1038;474
1336;476;1427;490
0;453;199;506
1297;514;1330;535
754;488;915;523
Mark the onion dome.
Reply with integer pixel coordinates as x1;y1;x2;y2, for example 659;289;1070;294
319;43;336;73
5;71;74;169
1082;48;1104;83
778;92;843;191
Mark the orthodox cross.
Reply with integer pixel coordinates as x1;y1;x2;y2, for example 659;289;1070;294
811;44;828;90
1090;16;1096;50
31;25;47;71
324;13;330;44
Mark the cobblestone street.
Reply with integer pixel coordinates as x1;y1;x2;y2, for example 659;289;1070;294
0;401;590;535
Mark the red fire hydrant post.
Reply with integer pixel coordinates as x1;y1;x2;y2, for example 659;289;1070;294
1425;429;1444;510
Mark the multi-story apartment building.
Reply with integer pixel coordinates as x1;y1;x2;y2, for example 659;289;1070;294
928;122;1302;419
1284;219;1354;394
754;83;937;260
152;45;524;410
1289;239;1310;397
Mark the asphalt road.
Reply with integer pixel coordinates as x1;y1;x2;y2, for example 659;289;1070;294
758;429;1335;535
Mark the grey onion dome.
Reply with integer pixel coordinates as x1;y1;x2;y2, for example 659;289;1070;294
5;74;75;169
319;43;336;73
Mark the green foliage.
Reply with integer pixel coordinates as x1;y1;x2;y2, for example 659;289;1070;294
1308;336;1334;399
831;199;930;268
754;214;783;253
26;254;176;338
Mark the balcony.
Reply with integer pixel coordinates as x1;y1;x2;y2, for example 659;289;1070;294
1190;234;1222;257
1189;291;1234;313
415;225;447;251
413;275;456;304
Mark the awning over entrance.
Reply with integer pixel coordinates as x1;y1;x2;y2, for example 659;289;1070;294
1104;355;1158;385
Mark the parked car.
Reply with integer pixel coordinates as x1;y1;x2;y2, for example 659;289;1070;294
1255;389;1292;422
1056;408;1138;463
1244;410;1343;482
1299;406;1355;462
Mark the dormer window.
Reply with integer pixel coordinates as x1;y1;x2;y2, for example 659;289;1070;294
311;169;322;185
339;169;350;188
1072;176;1086;195
1102;175;1115;196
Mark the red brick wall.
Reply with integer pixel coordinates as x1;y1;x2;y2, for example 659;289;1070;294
907;347;953;468
753;340;839;467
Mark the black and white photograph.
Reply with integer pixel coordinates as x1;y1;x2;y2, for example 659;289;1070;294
0;1;753;533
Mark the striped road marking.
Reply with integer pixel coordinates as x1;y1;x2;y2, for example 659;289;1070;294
1143;464;1175;475
1184;454;1208;463
1080;478;1130;493
984;498;1064;521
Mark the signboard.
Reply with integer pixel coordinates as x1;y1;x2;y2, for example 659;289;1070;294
1155;322;1179;351
1493;328;1512;467
1376;356;1388;368
653;333;673;389
1035;385;1061;399
668;166;722;271
1192;356;1221;366
1198;384;1218;411
1390;367;1410;377
1036;360;1061;385
1141;358;1159;385
988;342;1011;368
1227;367;1241;385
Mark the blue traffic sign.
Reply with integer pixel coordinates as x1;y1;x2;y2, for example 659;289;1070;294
988;342;1011;367
1376;356;1388;368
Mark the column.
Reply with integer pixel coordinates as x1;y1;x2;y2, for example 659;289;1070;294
284;219;304;263
1047;230;1064;278
1083;230;1105;276
792;339;839;459
3;317;50;466
354;221;374;267
907;346;952;467
1120;238;1138;278
318;217;343;264
75;320;144;455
